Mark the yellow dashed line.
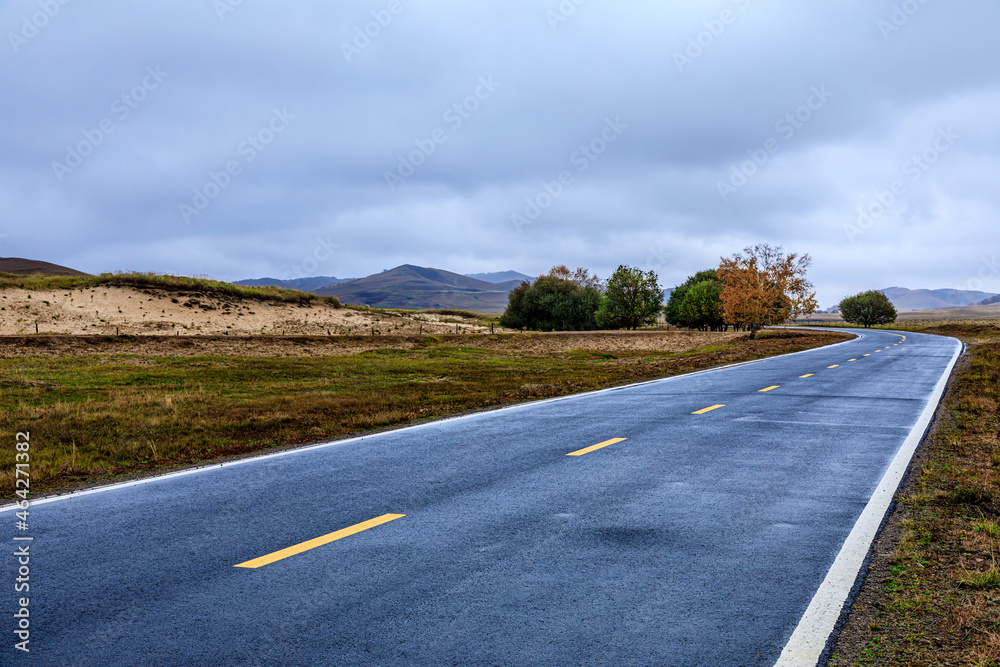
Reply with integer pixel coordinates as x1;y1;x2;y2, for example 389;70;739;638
567;438;628;457
235;514;406;569
692;404;725;415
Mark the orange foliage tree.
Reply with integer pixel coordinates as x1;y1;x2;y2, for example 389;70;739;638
717;244;818;339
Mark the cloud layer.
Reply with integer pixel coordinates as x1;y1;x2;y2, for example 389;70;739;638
2;0;998;305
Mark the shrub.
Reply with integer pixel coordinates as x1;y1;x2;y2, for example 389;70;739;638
499;273;601;331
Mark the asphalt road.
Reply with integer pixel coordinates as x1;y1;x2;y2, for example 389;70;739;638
4;329;962;666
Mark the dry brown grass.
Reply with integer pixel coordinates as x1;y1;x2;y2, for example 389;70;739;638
0;329;846;499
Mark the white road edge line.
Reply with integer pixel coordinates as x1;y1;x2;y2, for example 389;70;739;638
773;335;963;667
0;328;865;513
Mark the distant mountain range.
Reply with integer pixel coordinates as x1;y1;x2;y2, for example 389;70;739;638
234;270;532;294
10;256;999;317
314;265;523;313
0;257;90;277
464;271;533;284
879;286;999;311
234;276;353;292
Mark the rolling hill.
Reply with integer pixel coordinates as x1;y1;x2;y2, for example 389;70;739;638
880;286;999;311
0;257;90;277
316;265;522;313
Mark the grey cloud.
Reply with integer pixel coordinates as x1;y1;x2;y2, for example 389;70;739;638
1;0;999;307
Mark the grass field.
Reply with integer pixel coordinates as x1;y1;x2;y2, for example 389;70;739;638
828;321;1000;666
0;329;845;499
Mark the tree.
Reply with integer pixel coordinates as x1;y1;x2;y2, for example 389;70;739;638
717;244;818;339
499;267;602;331
676;279;725;331
597;265;665;330
838;290;897;328
545;265;603;289
664;269;719;326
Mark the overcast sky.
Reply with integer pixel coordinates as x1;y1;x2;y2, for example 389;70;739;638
2;0;998;306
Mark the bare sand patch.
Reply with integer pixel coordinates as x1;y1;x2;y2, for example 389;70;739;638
0;284;490;338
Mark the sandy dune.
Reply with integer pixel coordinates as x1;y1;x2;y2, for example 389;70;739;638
0;285;491;337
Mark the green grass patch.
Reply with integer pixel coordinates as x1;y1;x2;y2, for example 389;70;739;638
960;566;1000;590
566;349;618;360
417;309;485;318
974;518;1000;539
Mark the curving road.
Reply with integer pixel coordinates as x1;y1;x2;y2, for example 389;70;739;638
3;329;962;666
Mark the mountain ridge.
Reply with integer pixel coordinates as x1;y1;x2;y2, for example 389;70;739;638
0;257;90;277
234;276;352;292
465;270;533;284
316;264;522;313
879;286;999;311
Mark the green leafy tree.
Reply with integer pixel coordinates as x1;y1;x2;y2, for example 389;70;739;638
499;267;602;331
838;290;897;328
597;265;665;330
676;279;725;331
664;269;719;326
